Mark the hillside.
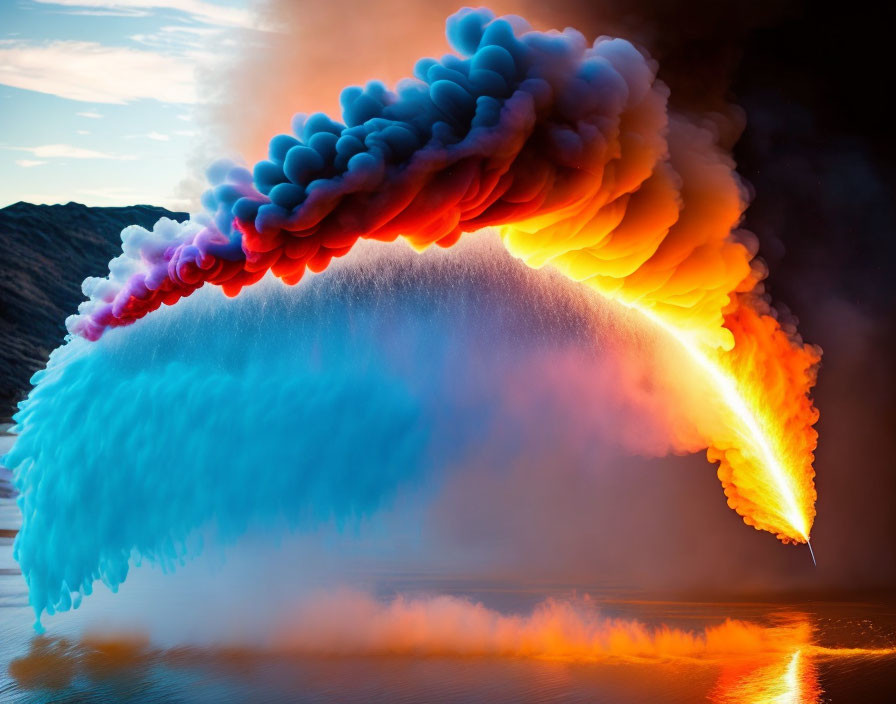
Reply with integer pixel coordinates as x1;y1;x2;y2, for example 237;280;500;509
0;202;188;421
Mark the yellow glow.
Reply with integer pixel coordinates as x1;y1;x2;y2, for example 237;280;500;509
711;649;820;704
499;203;819;545
779;650;806;704
631;304;811;541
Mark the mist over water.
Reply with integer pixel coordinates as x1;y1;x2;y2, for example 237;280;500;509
8;233;718;628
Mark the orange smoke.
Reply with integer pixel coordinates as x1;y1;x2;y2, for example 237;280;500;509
269;591;807;660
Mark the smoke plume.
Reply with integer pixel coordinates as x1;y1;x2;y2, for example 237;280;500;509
6;8;824;624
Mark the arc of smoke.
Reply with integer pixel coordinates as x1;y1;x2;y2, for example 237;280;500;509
68;7;748;350
6;7;821;626
63;7;818;543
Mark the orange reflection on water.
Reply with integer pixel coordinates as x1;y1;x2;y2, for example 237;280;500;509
8;604;896;701
709;614;896;704
712;648;822;704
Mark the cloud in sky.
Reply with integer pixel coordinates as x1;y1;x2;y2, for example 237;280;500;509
0;1;258;207
160;24;222;36
29;0;257;29
125;131;171;141
8;144;135;159
0;40;198;103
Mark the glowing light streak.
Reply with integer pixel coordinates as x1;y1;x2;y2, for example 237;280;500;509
629;304;811;542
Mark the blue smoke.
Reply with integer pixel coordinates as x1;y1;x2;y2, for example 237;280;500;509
5;240;605;628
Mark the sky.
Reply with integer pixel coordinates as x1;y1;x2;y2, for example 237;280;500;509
0;0;267;210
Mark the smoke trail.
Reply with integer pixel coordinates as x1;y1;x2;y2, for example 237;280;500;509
6;7;821;622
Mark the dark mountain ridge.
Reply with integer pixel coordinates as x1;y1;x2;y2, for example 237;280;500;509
0;202;188;422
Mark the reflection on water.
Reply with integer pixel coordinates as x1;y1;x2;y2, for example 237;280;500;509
711;648;822;704
6;637;815;702
4;610;896;703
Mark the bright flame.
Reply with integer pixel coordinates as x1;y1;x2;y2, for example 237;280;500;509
632;305;812;542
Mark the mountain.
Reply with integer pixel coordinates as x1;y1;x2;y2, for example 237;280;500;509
0;202;189;422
